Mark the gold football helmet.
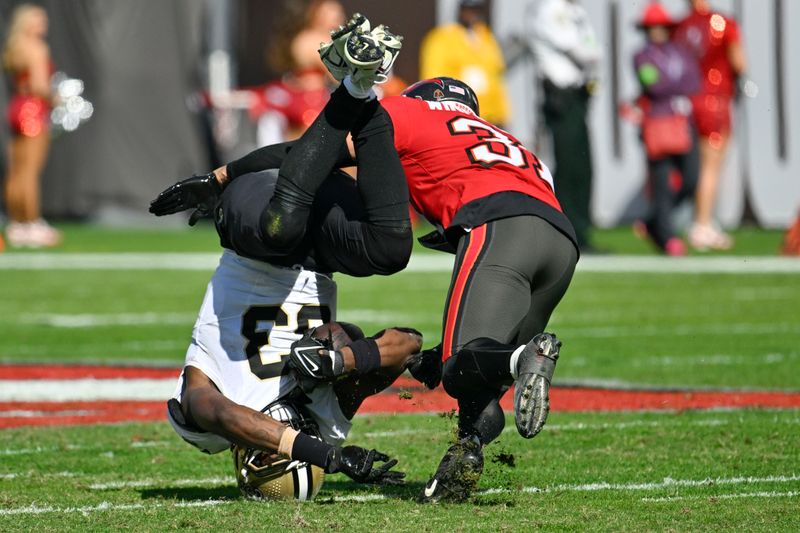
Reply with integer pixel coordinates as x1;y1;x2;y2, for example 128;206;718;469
232;402;325;501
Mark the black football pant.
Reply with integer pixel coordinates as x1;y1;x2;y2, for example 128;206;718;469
440;215;577;443
226;84;411;276
543;81;593;250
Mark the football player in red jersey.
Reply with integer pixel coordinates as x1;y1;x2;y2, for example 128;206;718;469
377;78;578;501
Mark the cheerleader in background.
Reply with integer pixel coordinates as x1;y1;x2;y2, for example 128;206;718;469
674;0;747;251
2;4;61;248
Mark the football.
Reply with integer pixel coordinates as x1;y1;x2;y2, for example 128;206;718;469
311;320;364;350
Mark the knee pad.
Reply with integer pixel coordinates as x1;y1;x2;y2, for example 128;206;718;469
259;203;308;254
363;226;412;276
442;338;515;398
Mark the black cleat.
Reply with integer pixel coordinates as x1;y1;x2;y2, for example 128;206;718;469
418;435;484;503
513;332;561;439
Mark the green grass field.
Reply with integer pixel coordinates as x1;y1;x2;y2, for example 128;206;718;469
1;224;798;531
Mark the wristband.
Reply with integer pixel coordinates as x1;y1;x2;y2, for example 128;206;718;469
277;427;298;458
349;338;381;374
291;431;335;469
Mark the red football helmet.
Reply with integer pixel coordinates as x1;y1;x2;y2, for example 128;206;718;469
401;77;480;116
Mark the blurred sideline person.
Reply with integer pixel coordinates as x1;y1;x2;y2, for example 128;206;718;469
254;0;346;144
674;0;747;251
149;18;418;498
532;0;601;253
2;4;61;248
632;2;700;256
419;0;510;127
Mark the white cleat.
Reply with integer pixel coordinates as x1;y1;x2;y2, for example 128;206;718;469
369;25;403;84
318;13;371;81
342;29;389;93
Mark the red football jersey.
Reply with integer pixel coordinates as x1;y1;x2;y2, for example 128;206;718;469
380;96;560;229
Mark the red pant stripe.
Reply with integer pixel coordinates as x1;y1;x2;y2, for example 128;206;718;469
442;225;487;361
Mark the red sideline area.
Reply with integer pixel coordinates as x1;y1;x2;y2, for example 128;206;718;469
0;364;180;380
2;365;799;428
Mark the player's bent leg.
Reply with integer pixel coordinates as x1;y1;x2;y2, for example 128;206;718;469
261;84;372;253
441;338;517;394
511;332;562;439
310;99;412;276
312;206;412;276
441;343;509;442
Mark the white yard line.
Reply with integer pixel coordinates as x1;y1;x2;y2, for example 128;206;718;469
0;441;176;456
642;490;800;502
561;322;799;339
10;309;433;329
1;253;799;273
18;312;196;328
0;499;231;516
89;476;231;490
0;471;77;480
2;474;797;515
8;312;799;344
541;474;800;493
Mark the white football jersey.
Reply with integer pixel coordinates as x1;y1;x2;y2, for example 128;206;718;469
169;250;351;453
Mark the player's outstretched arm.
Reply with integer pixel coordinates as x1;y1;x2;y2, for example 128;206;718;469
180;366;404;485
180;366;288;451
224;140;354;185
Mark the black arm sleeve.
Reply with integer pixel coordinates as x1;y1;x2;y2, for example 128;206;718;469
227;134;356;179
226;138;356;181
226;141;296;180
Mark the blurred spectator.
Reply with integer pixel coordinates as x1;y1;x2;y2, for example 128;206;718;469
632;2;700;256
253;0;345;144
2;4;61;248
781;212;800;256
419;0;510;127
532;0;601;253
673;0;747;251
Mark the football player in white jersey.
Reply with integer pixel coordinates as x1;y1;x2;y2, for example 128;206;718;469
150;16;423;499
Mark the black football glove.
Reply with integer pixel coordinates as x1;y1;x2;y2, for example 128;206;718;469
149;172;222;226
325;445;406;485
287;329;345;380
405;344;443;390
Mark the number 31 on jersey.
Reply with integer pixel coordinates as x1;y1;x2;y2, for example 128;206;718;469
447;116;555;191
